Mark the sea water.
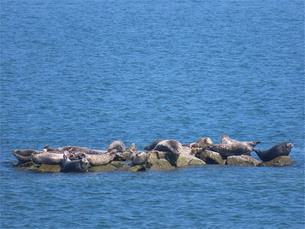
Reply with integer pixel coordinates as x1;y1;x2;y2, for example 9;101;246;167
1;0;304;228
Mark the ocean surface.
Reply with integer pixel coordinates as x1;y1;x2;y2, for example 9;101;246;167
1;0;304;228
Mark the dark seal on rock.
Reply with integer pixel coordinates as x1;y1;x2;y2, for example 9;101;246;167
61;151;90;173
12;149;40;163
144;139;162;151
254;142;293;162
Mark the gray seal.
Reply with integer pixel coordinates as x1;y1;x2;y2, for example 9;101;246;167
12;149;40;163
254;142;293;162
208;134;260;158
131;151;148;165
144;139;163;151
61;151;90;173
32;152;64;165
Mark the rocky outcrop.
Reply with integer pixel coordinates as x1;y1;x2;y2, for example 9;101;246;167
199;150;225;165
150;159;174;171
260;156;293;167
11;134;295;173
226;155;261;166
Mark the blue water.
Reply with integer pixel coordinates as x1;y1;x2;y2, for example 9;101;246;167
1;0;304;228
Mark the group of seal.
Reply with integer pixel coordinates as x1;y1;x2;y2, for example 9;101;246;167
11;134;294;172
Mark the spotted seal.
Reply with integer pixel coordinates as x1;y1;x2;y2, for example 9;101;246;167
131;151;148;165
254;142;293;162
208;134;260;158
32;152;64;165
61;151;90;172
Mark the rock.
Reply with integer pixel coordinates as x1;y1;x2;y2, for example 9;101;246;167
147;151;159;165
180;145;192;155
14;161;39;171
107;140;125;152
150;159;174;171
37;164;61;173
176;153;206;168
199;150;225;165
260;156;293;167
129;165;146;172
226;155;261;166
126;143;137;152
89;164;116;172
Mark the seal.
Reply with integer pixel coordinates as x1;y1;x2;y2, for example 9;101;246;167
190;137;213;149
32;152;64;165
208;135;260;158
153;139;182;155
144;139;162;151
12;149;40;163
107;141;125;152
84;151;116;166
61;151;90;173
254;142;293;162
131;151;148;165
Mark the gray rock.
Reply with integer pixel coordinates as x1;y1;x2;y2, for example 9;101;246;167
176;153;206;168
226;155;261;166
260;156;293;167
199;150;225;165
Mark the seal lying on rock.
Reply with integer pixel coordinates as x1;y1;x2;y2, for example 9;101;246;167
85;151;116;166
254;142;293;162
153;139;182;155
208;135;260;158
32;152;64;165
61;151;90;173
107;141;125;152
190;137;213;149
12;149;40;163
131;151;148;165
144;139;162;151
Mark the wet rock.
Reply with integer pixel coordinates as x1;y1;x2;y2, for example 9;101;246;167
14;161;39;171
37;164;61;173
226;155;261;166
260;156;293;167
150;159;174;171
199;150;225;165
129;165;146;172
89;164;116;172
176;153;206;168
